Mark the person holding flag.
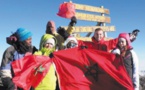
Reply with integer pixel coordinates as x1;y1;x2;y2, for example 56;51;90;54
112;33;139;90
0;28;37;90
34;34;57;90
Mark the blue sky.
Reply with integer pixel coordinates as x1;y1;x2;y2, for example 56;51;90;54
0;0;145;71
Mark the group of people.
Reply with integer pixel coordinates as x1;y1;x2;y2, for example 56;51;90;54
0;16;140;90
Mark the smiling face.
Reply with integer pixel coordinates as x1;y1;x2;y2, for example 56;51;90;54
118;38;127;49
93;28;104;41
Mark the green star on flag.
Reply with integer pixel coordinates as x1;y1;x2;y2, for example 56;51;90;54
34;64;45;76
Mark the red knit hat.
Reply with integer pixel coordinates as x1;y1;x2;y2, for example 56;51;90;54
118;33;132;49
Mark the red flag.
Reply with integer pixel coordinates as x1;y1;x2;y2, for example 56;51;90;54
12;55;52;90
57;2;75;18
52;47;134;90
12;47;134;90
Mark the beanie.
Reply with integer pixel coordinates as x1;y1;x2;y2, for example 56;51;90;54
118;33;132;49
16;28;32;41
39;34;57;50
47;21;56;28
45;38;55;47
64;36;78;46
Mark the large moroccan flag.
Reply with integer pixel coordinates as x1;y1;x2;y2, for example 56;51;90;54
52;47;134;90
12;47;133;90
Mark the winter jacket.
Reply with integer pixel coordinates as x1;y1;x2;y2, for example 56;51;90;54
78;37;118;52
0;45;37;78
0;45;37;90
0;46;24;78
52;26;74;50
52;32;64;50
112;49;139;90
131;50;139;90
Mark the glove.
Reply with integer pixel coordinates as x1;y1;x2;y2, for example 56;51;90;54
80;45;88;49
6;33;17;45
1;77;16;89
129;29;140;42
132;29;140;36
49;53;54;58
111;48;120;55
57;27;70;40
69;16;77;26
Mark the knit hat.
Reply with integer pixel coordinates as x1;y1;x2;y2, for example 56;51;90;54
64;36;78;47
45;38;55;46
39;34;57;50
16;28;32;41
47;20;56;29
118;33;132;49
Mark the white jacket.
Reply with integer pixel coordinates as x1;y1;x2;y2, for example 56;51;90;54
131;50;139;90
112;49;139;90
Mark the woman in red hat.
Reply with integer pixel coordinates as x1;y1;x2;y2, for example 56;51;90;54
112;33;139;90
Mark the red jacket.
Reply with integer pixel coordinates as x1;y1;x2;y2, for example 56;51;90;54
78;37;118;52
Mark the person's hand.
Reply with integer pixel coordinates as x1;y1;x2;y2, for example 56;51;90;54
111;48;120;55
57;27;70;40
69;16;77;26
129;29;140;42
6;35;17;45
49;53;54;58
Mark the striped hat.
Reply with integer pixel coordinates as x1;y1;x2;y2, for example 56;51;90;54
16;28;32;41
